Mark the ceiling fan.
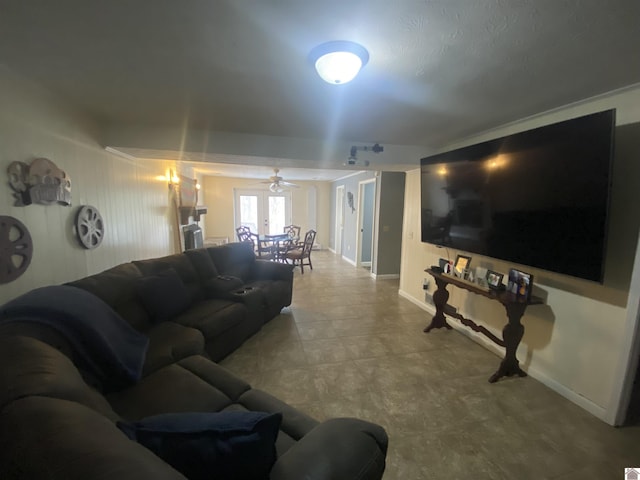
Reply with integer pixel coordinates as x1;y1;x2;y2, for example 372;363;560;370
260;168;299;192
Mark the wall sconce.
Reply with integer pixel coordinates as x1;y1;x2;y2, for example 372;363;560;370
168;169;180;189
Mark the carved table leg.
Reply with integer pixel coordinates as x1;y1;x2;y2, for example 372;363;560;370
489;302;528;383
424;278;453;332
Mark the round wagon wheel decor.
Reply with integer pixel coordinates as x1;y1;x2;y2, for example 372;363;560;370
0;215;34;284
75;205;105;249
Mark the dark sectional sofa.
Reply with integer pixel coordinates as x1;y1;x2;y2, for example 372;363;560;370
0;242;388;480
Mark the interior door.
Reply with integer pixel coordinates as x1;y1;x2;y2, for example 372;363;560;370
235;189;291;235
335;185;345;255
359;180;375;266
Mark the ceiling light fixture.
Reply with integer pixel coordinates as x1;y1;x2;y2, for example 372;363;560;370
309;40;369;84
269;183;284;193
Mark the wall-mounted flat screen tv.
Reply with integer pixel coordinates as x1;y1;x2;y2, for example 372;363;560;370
420;109;615;283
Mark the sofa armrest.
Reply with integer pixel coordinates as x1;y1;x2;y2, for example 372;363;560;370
252;260;294;281
270;418;388;480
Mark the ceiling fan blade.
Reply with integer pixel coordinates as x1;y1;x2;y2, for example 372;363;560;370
279;180;299;188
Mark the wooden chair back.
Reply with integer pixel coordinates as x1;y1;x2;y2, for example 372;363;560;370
301;229;316;256
283;225;301;243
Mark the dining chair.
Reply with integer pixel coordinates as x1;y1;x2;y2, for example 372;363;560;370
276;225;301;260
236;226;275;259
236;226;252;242
283;229;316;273
283;225;301;244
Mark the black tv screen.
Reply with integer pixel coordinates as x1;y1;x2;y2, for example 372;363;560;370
420;109;615;283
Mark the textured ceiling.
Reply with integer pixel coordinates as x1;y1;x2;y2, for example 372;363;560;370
1;0;639;177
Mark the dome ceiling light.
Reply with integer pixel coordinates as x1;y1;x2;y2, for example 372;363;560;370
309;40;369;85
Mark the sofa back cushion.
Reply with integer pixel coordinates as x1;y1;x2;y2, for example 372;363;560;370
184;248;220;281
67;263;152;332
136;268;191;323
0;335;119;420
207;243;255;282
134;254;203;304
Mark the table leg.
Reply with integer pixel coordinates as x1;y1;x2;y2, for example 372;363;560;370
424;278;453;332
488;302;528;383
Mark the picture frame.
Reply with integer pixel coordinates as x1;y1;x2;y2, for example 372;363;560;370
486;270;504;290
475;267;488;288
454;254;472;278
438;257;450;271
507;268;534;300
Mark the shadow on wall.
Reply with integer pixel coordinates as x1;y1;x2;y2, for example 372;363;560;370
459;284;556;355
534;122;640;308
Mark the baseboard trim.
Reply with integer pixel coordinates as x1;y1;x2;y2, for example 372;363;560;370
328;247;336;254
397;288;610;424
372;273;400;280
342;255;357;267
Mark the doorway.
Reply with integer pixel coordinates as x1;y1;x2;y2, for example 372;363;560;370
335;185;345;255
234;189;291;235
356;179;376;269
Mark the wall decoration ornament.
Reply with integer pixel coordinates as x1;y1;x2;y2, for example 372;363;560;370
7;158;71;206
347;191;355;213
0;215;33;284
75;205;104;249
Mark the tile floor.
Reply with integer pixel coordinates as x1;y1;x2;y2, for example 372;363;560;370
220;250;640;479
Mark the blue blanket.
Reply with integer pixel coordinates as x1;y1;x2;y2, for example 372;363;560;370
0;285;149;391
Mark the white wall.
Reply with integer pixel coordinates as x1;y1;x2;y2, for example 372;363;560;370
201;176;331;247
399;85;640;424
0;67;180;304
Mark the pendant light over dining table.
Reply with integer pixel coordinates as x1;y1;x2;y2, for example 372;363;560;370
309;40;369;84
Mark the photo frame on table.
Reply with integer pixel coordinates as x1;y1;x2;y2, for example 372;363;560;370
507;268;534;300
453;254;472;278
475;267;488;288
438;258;450;271
486;270;504;290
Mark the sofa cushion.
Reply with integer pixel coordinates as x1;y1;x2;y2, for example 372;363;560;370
143;322;205;376
0;336;119;421
136;269;190;323
134;254;204;304
207;243;256;282
0;285;149;392
107;355;251;420
0;396;186;480
66;263;151;332
184;248;220;280
172;299;247;338
118;411;282;480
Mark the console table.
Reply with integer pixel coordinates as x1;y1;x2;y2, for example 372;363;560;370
424;268;543;383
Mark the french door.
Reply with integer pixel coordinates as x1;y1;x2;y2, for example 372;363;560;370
234;189;292;235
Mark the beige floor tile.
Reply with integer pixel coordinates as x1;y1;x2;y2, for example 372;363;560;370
301;338;351;365
218;251;640;480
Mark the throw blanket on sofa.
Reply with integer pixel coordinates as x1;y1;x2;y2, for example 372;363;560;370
0;285;149;391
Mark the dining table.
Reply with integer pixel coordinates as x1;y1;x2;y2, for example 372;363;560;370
258;233;291;261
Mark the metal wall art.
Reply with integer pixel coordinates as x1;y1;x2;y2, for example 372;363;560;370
347;191;355;213
75;205;104;249
7;158;72;206
0;215;33;284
